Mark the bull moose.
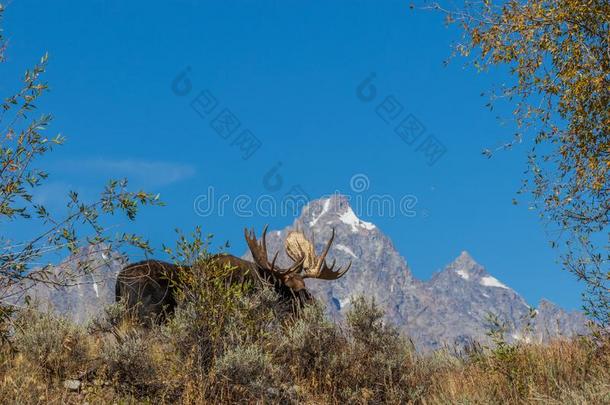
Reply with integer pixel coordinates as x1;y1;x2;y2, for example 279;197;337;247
115;226;351;321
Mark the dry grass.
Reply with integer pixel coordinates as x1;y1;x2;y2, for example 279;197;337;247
0;265;608;404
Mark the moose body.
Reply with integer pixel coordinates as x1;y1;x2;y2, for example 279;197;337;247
115;227;351;322
115;255;256;321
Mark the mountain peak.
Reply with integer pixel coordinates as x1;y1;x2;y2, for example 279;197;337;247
446;250;484;279
456;250;477;266
538;298;559;310
437;251;514;292
299;194;376;233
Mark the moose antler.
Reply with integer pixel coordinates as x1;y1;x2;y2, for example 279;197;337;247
285;230;316;269
287;228;351;280
244;225;305;278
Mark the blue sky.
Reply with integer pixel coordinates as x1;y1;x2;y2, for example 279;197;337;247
2;0;583;309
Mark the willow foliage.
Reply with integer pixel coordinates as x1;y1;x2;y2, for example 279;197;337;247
434;0;609;324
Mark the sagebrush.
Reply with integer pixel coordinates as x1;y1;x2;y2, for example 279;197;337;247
0;261;607;404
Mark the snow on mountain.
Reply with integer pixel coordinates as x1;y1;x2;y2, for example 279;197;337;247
338;206;376;232
480;276;509;289
335;244;358;258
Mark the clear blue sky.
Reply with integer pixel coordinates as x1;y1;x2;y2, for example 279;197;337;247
2;0;583;310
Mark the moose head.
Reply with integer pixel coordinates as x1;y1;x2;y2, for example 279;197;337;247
244;225;352;307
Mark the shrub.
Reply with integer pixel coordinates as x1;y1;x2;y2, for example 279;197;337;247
214;343;277;393
100;330;164;396
346;296;401;350
278;303;342;378
13;309;90;378
163;255;284;373
87;300;130;335
162;301;215;371
1;297;608;403
340;296;416;403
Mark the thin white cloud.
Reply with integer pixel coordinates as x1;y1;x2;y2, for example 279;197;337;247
57;158;196;187
32;181;75;209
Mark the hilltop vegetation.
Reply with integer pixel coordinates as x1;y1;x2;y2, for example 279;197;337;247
0;259;608;404
0;2;608;403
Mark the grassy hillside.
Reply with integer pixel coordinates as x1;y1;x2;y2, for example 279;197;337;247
1;261;608;404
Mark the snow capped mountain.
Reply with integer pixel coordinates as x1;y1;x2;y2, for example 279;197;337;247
243;195;420;324
448;251;510;289
422;250;533;348
15;194;588;350
245;195;589;350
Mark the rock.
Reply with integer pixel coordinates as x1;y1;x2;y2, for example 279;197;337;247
265;387;280;397
63;379;81;391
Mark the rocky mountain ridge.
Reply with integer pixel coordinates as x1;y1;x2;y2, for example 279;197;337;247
8;245;125;324
11;195;589;350
243;195;589;350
